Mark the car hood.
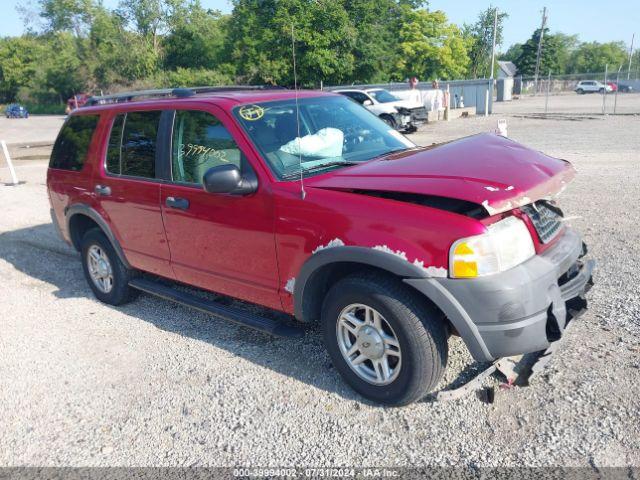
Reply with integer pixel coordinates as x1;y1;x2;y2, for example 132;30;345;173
386;99;421;110
306;133;575;215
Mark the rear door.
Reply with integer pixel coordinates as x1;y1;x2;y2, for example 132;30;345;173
93;110;173;278
158;106;281;310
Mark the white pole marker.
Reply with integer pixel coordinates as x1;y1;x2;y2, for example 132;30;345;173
1;140;19;185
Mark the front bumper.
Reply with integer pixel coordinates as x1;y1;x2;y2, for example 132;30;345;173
405;227;594;361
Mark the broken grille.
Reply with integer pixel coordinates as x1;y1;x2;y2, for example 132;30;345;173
521;201;563;244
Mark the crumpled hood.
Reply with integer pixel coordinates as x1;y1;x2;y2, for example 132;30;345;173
306;133;575;215
387;99;421;110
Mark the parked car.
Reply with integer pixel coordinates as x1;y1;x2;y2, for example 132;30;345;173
47;87;594;405
334;88;426;132
611;83;633;93
575;80;613;94
606;82;618;92
66;93;91;114
5;103;29;118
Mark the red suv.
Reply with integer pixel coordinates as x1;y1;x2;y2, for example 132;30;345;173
47;87;594;405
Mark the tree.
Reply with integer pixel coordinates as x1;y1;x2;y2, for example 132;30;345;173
342;0;403;83
396;8;469;80
37;0;96;37
500;43;522;64
0;36;46;102
567;41;628;73
117;0;168;54
88;6;159;87
464;6;508;78
513;28;569;76
553;33;579;73
226;0;356;86
163;3;228;71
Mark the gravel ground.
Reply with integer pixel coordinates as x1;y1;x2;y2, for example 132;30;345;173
1;94;639;467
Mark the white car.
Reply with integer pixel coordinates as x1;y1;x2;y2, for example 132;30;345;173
334;88;426;132
575;81;613;94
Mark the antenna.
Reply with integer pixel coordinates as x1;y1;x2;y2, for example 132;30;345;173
291;23;306;200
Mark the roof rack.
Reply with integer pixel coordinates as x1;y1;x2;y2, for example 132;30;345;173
85;85;286;106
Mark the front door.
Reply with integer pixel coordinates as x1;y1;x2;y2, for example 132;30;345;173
94;110;173;278
159;107;281;310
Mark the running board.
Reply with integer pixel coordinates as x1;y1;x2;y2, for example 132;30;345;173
129;278;304;338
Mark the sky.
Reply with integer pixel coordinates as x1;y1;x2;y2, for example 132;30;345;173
0;0;637;51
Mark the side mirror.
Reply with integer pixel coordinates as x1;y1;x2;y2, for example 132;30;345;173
202;164;257;195
363;99;373;106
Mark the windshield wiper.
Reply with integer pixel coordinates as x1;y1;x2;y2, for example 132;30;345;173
377;147;411;158
281;161;359;179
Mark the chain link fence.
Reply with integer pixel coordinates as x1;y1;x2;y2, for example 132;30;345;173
507;71;640;116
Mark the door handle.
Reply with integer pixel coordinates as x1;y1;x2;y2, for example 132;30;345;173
165;196;190;210
94;184;111;196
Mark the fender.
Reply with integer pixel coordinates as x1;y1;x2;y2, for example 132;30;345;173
293;245;429;321
65;203;132;269
292;245;491;361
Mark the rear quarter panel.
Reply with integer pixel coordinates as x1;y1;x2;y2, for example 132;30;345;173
47;113;107;243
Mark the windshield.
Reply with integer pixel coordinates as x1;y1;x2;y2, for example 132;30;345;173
234;96;414;180
368;89;400;103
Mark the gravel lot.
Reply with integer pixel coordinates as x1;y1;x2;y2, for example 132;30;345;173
1;94;639;468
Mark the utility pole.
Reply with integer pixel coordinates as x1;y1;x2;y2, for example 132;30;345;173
534;7;548;93
628;33;635;80
490;7;498;80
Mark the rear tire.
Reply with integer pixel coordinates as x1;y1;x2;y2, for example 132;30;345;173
80;228;138;306
576;88;584;95
321;274;448;406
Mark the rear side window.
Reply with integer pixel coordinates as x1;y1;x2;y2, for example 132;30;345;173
106;111;161;178
49;115;100;171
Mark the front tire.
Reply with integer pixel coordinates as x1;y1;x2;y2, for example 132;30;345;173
81;228;138;306
380;114;397;129
321;274;448;406
576;88;584;95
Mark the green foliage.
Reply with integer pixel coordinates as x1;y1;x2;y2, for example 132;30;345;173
154;68;234;87
464;6;508;78
343;0;403;82
500;43;522;64
0;36;46;102
513;28;566;76
4;0;632;111
513;29;628;76
163;3;228;70
396;8;469;80
38;0;96;36
226;0;357;86
567;41;628;73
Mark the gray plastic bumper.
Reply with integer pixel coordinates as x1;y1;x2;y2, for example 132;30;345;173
405;227;594;362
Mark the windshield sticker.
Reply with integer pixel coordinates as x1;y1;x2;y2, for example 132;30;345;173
239;105;266;121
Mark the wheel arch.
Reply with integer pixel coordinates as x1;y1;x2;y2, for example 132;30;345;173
294;246;433;323
292;246;492;360
66;204;131;269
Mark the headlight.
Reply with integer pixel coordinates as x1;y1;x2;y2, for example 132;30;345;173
450;216;535;278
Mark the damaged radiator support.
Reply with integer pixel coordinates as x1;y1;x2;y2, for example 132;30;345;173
436;296;589;403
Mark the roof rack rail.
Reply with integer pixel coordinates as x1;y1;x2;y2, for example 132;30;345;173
85;85;286;106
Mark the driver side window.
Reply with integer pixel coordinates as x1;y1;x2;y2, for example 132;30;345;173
171;110;246;184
